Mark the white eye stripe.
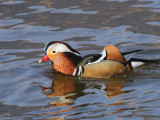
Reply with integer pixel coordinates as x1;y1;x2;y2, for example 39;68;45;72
47;43;81;56
48;43;71;52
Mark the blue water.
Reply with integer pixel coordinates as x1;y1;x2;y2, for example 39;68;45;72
0;0;160;119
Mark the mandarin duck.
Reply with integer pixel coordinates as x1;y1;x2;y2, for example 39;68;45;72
39;41;147;78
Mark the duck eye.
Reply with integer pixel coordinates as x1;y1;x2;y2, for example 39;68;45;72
52;51;56;53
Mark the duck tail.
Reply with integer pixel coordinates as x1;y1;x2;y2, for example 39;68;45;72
123;49;160;69
128;58;159;68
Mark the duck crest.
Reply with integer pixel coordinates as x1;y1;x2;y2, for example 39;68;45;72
44;41;80;55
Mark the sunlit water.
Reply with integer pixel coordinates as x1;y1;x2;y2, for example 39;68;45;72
0;0;160;119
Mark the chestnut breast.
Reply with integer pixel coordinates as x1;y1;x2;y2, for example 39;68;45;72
50;52;83;75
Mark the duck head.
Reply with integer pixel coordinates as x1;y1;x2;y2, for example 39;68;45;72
39;41;83;75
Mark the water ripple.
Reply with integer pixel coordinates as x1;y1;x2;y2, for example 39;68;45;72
0;0;160;119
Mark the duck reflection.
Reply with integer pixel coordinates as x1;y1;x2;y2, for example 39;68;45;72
81;72;131;99
40;73;86;107
102;77;130;99
105;84;127;99
40;71;131;119
40;71;130;106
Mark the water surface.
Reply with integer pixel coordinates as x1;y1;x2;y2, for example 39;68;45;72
0;0;160;119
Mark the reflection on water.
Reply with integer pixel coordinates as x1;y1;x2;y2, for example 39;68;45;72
32;71;131;119
40;74;86;107
0;0;160;119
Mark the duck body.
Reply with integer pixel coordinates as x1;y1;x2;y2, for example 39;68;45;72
74;60;127;78
39;41;140;78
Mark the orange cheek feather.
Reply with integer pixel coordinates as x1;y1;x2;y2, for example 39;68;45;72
48;53;76;75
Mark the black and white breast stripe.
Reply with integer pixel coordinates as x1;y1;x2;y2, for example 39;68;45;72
73;66;84;76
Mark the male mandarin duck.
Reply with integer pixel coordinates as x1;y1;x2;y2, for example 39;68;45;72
39;41;146;78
